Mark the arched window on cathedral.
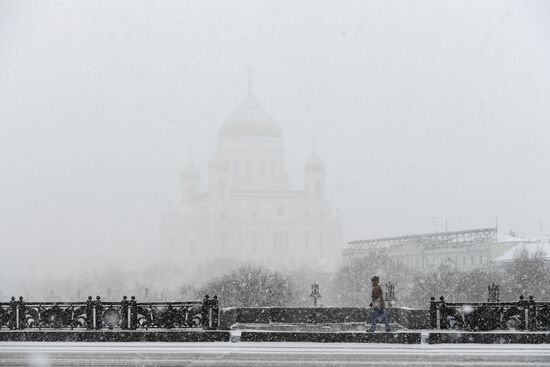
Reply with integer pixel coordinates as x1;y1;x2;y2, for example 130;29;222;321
233;162;239;179
218;179;226;197
252;232;258;253
246;161;252;179
272;234;278;252
316;180;322;197
259;161;265;179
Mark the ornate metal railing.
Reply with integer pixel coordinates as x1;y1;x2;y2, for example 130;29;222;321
0;296;219;330
430;295;550;331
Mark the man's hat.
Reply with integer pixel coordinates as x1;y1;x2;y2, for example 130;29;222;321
371;276;380;282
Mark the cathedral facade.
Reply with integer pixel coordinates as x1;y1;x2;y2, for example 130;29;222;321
161;94;342;269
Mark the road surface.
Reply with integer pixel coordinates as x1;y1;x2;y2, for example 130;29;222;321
2;342;550;366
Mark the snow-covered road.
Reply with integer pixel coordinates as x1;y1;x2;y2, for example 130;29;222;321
2;342;550;366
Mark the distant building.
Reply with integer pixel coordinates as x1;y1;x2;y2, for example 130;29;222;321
161;93;342;269
342;228;547;272
492;234;550;265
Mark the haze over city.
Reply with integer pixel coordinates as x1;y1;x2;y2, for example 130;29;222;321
1;0;549;288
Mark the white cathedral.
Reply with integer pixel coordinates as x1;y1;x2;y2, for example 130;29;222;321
161;93;342;270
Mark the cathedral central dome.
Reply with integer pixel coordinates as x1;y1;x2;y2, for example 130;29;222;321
218;94;282;139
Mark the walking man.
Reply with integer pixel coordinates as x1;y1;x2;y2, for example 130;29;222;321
368;275;391;332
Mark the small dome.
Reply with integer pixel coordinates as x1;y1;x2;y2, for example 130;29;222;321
181;161;200;179
219;94;282;139
305;154;325;172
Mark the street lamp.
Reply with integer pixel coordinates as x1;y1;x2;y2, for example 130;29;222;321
488;283;500;302
385;282;397;307
310;282;322;307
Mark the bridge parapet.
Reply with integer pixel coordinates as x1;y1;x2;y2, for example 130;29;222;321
0;295;219;331
430;295;550;331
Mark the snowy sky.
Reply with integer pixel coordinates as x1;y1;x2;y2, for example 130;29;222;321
1;0;549;278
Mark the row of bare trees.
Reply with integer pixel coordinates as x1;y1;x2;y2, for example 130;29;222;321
6;247;548;309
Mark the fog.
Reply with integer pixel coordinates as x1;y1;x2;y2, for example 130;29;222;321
1;1;549;296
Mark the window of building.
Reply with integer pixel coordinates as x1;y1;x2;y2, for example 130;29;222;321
218;179;226;196
252;233;258;253
316;180;322;196
246;161;252;179
259;161;265;178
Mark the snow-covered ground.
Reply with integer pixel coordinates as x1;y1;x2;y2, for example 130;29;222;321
2;342;550;366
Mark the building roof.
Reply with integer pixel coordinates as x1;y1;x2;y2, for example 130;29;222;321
218;94;282;139
345;228;497;253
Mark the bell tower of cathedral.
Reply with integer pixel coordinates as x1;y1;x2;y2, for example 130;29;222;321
180;159;200;205
304;145;326;200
